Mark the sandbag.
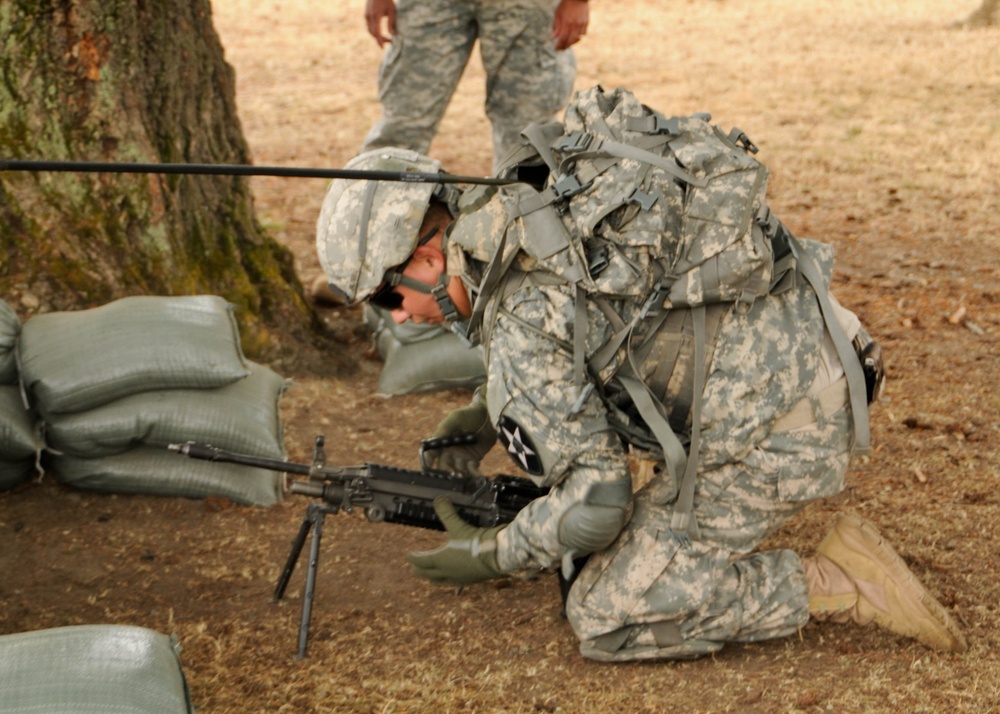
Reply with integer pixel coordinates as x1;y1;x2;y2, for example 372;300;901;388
0;383;38;461
50;446;284;507
0;458;35;491
365;305;486;396
18;295;249;415
0;382;38;490
0;299;19;385
44;362;288;459
0;624;193;714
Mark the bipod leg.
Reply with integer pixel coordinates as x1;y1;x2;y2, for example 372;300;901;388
296;502;334;659
273;505;316;602
272;502;336;659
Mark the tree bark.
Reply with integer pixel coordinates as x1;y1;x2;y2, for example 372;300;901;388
0;0;329;368
953;0;998;27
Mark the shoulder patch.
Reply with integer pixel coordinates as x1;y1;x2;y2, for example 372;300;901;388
497;415;544;476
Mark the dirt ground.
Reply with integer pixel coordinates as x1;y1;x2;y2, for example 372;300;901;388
2;0;999;712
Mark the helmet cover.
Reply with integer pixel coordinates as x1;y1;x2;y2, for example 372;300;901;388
316;148;441;304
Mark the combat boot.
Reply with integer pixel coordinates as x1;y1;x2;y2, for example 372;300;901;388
804;512;967;653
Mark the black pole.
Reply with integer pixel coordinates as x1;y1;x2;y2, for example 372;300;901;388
0;159;515;186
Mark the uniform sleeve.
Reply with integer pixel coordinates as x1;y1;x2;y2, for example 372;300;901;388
484;281;633;575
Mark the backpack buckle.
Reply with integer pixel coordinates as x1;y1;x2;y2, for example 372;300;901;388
728;127;759;154
550;173;588;201
626;187;658;211
554;131;593;153
638;284;670;320
586;244;610;277
648;113;682;136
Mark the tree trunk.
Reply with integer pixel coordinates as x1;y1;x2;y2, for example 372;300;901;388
954;0;998;27
0;0;329;368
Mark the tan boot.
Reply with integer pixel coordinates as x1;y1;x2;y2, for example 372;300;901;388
804;512;967;653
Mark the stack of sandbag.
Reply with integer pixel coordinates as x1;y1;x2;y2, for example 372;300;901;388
364;304;486;396
0;300;40;490
0;624;194;713
17;295;287;506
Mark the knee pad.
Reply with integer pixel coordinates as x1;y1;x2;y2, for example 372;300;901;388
557;477;633;554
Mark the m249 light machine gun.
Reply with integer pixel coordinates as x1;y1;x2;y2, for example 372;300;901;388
168;435;547;658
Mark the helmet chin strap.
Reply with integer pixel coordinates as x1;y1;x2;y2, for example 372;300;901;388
382;270;461;323
378;210;463;322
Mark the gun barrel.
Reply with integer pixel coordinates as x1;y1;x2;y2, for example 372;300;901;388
168;441;312;476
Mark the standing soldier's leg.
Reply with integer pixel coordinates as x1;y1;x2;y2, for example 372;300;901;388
361;0;478;155
476;0;576;169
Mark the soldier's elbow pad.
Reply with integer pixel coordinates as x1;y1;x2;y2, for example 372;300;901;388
557;477;633;554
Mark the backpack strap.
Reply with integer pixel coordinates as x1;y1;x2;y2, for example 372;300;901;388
584;270;664;383
463;229;516;347
752;206;870;454
785;233;872;454
617;370;689;510
669;303;707;540
637;304;728;433
511;122;710;222
617;304;708;543
608;298;712;544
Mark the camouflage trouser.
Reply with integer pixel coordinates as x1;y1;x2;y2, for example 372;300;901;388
360;0;576;170
566;407;852;662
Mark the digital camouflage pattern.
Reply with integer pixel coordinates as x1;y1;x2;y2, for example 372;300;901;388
361;0;576;169
567;285;855;661
485;248;857;660
316;148;440;304
446;169;859;658
321;83;866;660
555;87;773;306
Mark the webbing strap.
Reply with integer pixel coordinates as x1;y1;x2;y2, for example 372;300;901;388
618;372;688;506
586;262;667;379
573;284;588;393
616;306;707;541
670;305;706;538
562;134;672;190
788;235;871;454
511;131;704;219
357;181;379;289
586;137;708;188
587;301;646;379
466;230;515;343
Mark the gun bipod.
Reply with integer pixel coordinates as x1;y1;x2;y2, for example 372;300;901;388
273;500;339;659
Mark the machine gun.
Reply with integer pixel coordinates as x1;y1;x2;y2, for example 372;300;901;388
168;435;547;658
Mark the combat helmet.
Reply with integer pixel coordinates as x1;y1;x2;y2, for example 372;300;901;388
316;147;459;306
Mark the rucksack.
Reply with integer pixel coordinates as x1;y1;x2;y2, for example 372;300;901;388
453;86;870;539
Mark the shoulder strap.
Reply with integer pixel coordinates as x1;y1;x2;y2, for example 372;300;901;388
786;233;871;454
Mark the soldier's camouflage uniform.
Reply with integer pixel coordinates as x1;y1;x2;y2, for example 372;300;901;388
361;0;576;170
447;188;862;662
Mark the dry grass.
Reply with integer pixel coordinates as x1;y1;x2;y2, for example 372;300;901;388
3;0;999;712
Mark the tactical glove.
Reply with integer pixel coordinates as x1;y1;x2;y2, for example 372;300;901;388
406;497;506;585
421;388;497;475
